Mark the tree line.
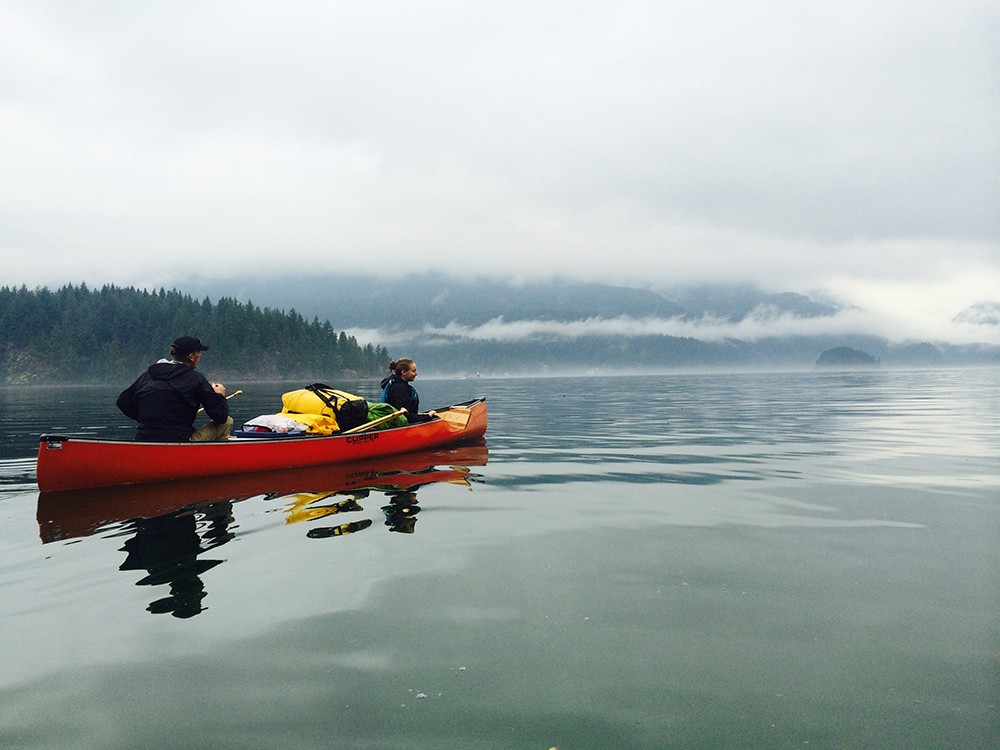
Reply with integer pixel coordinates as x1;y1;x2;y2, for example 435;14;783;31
0;284;389;384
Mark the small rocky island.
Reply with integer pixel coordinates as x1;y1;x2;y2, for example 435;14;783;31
816;346;879;368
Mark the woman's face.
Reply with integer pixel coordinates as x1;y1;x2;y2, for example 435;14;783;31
401;363;418;382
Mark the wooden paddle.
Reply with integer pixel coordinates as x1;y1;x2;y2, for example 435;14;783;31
342;409;407;434
437;407;471;429
197;389;243;414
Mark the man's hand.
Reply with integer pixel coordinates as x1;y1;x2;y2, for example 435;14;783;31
212;382;227;396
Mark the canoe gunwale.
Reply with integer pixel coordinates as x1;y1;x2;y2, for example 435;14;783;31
38;398;485;448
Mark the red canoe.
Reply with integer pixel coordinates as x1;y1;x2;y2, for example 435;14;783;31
36;398;487;492
37;441;488;542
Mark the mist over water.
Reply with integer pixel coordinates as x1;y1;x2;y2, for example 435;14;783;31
1;369;997;749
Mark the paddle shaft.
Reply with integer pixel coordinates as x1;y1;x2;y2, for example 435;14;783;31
197;389;243;414
343;409;407;434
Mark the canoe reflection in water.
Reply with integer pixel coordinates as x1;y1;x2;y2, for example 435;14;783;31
37;441;487;618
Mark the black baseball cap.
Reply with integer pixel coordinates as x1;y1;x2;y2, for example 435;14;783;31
171;336;210;356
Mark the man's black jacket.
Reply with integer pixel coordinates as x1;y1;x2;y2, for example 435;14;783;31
117;361;229;442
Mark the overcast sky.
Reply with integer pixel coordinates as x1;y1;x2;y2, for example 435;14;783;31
2;1;998;344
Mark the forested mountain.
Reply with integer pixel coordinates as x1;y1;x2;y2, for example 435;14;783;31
0;284;387;384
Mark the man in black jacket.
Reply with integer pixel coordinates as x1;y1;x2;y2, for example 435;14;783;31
117;336;233;442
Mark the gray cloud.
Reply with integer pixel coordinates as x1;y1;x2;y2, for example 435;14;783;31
1;0;997;343
350;301;999;348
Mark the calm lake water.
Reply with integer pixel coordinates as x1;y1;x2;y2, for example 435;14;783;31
0;370;997;749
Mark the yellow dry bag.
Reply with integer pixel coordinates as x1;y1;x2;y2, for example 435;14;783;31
280;383;369;433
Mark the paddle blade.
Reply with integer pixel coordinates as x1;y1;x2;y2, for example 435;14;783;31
438;409;470;429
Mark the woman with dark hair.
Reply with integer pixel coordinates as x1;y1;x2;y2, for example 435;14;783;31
380;358;438;424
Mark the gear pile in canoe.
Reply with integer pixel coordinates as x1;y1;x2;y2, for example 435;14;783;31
36;398;487;492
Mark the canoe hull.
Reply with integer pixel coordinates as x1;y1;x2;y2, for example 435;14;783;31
38;441;488;542
36;398;487;492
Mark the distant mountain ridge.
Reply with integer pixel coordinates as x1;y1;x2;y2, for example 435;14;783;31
954;301;1000;326
661;285;839;321
178;274;999;373
184;274;839;328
